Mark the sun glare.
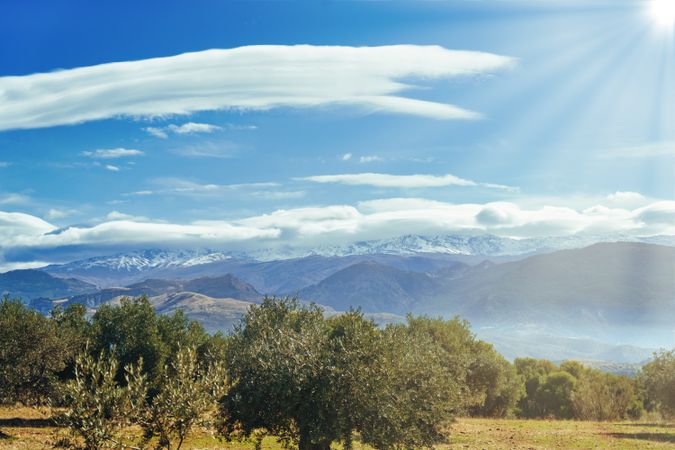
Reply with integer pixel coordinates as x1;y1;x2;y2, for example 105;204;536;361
648;0;675;29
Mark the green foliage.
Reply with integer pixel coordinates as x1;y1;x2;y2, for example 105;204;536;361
359;322;456;449
571;368;636;421
534;371;577;419
219;297;457;450
136;346;227;450
406;316;522;418
89;297;211;388
0;297;70;404
89;297;166;386
514;358;556;418
56;350;147;450
51;303;91;381
470;345;523;418
219;297;337;449
516;358;640;421
640;349;675;418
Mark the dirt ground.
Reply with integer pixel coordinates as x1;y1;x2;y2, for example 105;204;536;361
1;406;673;449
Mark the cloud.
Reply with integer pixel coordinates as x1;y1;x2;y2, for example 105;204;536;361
298;172;517;191
144;122;222;139
170;140;239;158
144;127;168;139
0;162;10;168
168;122;222;134
341;153;353;161
0;199;673;263
82;148;144;159
249;191;306;200
359;155;384;163
0;193;31;205
0;211;56;242
124;190;154;197
606;191;649;208
135;177;294;200
0;261;50;273
0;45;514;131
105;164;120;172
46;208;80;220
105;211;150;222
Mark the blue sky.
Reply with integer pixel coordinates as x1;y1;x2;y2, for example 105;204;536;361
0;0;674;269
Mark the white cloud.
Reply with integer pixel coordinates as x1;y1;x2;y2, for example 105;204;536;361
0;211;56;242
106;211;137;221
144;127;168;139
341;153;353;161
171;141;239;158
1;199;673;253
105;164;120;172
249;191;306;200
359;155;384;163
144;122;222;139
168;122;222;134
46;208;79;220
298;172;517;191
0;261;50;273
606;191;649;208
0;193;31;205
139;177;288;200
0;45;514;131
83;148;144;159
0;162;10;168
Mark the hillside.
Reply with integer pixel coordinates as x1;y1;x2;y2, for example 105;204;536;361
66;274;260;308
0;269;97;301
299;260;441;314
149;292;253;334
424;242;675;345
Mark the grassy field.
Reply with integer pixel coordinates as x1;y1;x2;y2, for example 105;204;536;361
0;406;674;449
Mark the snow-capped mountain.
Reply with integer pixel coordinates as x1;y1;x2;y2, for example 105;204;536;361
48;249;234;273
43;233;675;274
249;233;675;260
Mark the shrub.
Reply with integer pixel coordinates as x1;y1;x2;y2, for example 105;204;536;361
136;346;227;450
56;350;147;450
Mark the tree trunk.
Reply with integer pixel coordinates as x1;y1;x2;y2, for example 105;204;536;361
298;429;331;450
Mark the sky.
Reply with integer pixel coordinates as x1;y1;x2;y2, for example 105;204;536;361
0;0;674;269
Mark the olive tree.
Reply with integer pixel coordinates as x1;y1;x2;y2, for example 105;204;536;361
0;298;69;404
57;351;147;450
136;346;227;450
641;350;675;418
219;297;457;450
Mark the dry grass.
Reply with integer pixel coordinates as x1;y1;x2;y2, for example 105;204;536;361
1;406;674;449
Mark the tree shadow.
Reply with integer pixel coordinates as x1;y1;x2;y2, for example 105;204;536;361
0;417;55;428
618;423;675;429
608;432;675;444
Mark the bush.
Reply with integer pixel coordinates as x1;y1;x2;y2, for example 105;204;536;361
572;369;635;421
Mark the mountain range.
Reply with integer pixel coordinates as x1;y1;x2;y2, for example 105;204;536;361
2;236;673;366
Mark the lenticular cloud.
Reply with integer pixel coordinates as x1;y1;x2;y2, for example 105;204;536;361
0;45;514;131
